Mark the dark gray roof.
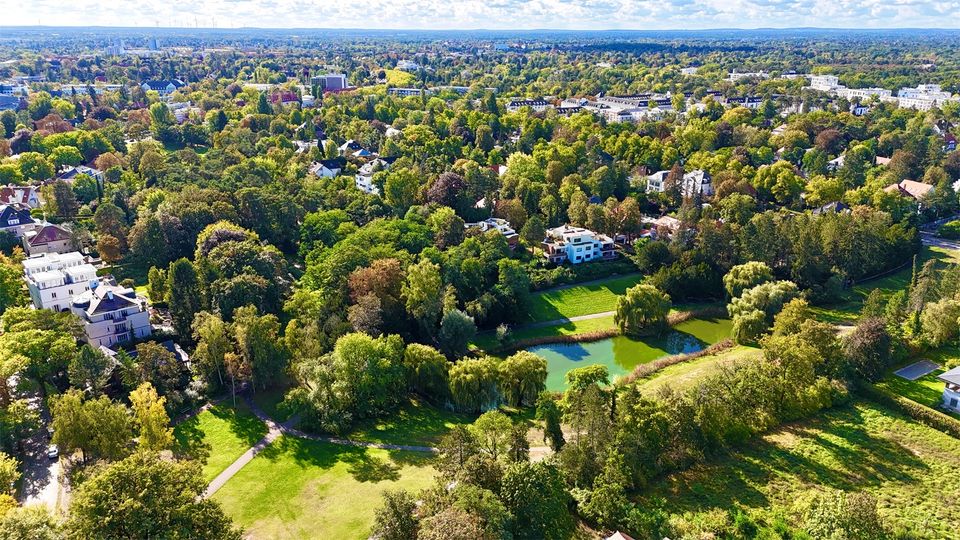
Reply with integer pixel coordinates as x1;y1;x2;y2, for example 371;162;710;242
939;366;960;386
0;205;34;228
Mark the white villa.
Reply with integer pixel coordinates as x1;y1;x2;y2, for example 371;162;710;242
940;366;960;413
645;169;714;197
542;225;616;265
23;251;99;312
70;282;152;348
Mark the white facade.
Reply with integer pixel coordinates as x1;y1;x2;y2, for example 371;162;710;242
354;158;394;195
939;366;960;413
70;283;152;348
23;252;99;312
507;99;552;112
645;169;713;197
808;75;840;91
542;225;616;265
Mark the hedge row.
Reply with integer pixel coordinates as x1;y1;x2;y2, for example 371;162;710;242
620;338;735;385
857;383;960;440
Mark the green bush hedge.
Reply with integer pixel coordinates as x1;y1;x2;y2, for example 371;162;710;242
857;383;960;439
938;220;960;239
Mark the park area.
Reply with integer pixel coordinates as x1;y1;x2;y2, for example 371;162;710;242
173;402;267;482
212;436;436;539
643;400;960;537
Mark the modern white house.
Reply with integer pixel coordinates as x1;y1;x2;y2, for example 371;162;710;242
542;225;616;265
939;366;960;413
465;218;519;247
70;282;152;348
645;169;714;197
22;223;74;256
23;251;99;312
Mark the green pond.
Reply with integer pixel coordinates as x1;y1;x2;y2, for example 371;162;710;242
528;318;733;391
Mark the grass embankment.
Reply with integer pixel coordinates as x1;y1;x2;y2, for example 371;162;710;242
173;402;268;482
811;245;959;325
634;345;761;394
644;400;960;537
213;436;436;539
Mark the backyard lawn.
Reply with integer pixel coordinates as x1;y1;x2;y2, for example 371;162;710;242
213;436;436;539
644;401;960;537
878;346;959;418
173;402;267;482
526;274;642;322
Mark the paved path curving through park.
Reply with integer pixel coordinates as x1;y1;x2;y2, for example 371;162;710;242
202;394;441;498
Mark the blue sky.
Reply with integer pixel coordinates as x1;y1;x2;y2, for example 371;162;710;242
2;0;959;30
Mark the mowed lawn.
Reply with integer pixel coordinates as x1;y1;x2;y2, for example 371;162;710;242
643;401;960;537
174;402;267;482
213;436;436;540
526;274;642;322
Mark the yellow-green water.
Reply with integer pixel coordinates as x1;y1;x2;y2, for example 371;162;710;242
527;318;733;391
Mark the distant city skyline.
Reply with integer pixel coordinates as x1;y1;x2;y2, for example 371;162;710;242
1;0;959;31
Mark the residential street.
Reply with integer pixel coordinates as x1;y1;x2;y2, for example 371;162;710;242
17;392;60;512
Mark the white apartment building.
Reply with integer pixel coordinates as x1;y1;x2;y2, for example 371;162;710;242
836;87;892;100
354;157;396;196
23;252;99;312
507;99;552;113
646;169;714;197
70;283;151;348
808;75;840;91
542;225;616;265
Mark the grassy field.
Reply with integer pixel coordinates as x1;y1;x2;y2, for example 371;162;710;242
811;246;959;325
213;436;436;539
636;345;762;395
174;402;267;482
526;274;643;322
644;401;960;537
878;346;959;418
346;399;474;447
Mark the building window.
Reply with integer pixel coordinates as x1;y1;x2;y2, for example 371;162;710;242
952;398;959;408
51;292;57;298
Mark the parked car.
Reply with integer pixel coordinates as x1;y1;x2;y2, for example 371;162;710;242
46;445;58;460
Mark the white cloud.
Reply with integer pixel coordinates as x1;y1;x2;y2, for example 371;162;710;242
1;0;958;29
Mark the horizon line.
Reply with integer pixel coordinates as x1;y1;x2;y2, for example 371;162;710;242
3;25;960;33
